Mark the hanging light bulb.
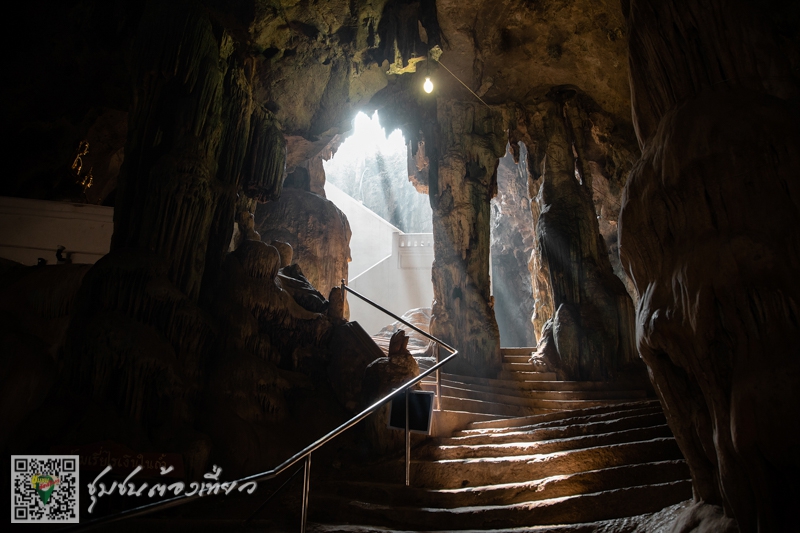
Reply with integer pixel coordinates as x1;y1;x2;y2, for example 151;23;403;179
423;76;434;93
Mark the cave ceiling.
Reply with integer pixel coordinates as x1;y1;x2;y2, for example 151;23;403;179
214;0;633;171
2;0;636;199
435;0;630;118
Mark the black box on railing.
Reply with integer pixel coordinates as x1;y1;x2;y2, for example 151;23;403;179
388;390;434;434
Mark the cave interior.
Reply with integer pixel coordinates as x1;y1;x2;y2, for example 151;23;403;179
1;0;799;532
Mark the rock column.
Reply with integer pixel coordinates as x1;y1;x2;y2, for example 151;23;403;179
429;101;505;376
620;1;800;530
533;100;637;381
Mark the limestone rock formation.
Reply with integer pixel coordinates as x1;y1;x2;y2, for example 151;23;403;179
362;330;421;454
500;94;639;382
328;321;386;411
255;188;351;300
0;261;90;450
619;0;800;530
428;101;506;377
373;307;435;355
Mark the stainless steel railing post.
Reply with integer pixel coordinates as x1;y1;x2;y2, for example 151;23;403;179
435;342;441;411
405;388;411;487
300;454;311;533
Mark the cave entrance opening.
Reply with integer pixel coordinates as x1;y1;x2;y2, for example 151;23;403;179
324;111;434;335
490;143;537;348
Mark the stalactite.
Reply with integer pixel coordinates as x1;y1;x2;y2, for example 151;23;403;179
374;0;441;71
241;106;286;202
63;249;213;426
201;60;259;297
113;0;228;303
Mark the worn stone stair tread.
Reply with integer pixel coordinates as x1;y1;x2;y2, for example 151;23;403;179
502;354;535;362
421;380;648;402
498;370;561;381
447;412;668;445
466;400;662;430
316;460;689;508
502;362;553;371
409;437;682;488
439;395;539;417
344;437;682;489
458;408;666;442
311;480;692;529
422;425;675;459
438;396;630;418
499;347;538;355
427;383;647;408
441;372;650;392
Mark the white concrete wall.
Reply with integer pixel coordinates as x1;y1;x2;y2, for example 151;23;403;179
324;182;399;279
349;232;434;334
0;196;113;265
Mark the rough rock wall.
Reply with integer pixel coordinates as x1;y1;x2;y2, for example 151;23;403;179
619;0;800;530
534;99;637;381
254;188;351;299
490;144;537;347
429;101;506;376
504;94;638;381
0;261;90;450
54;2;346;476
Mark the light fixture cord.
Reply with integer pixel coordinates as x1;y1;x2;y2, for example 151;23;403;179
434;59;491;109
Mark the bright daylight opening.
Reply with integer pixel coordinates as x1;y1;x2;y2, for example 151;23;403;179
324;112;433;335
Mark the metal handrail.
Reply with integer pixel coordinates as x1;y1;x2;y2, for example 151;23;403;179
342;281;454;410
65;282;458;533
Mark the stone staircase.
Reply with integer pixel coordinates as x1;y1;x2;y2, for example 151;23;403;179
109;348;691;532
306;347;692;531
419;347;649;420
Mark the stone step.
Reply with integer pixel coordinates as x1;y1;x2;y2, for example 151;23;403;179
440;396;539;417
311;480;692;530
500;347;537;355
432;409;511;437
498;370;559;381
423;424;674;459
466;400;663;431
502;354;532;362
351;437;683;489
442;372;649;392
501;362;549;372
317;460;689;509
450;411;668;445
439;395;625;418
422;379;648;402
